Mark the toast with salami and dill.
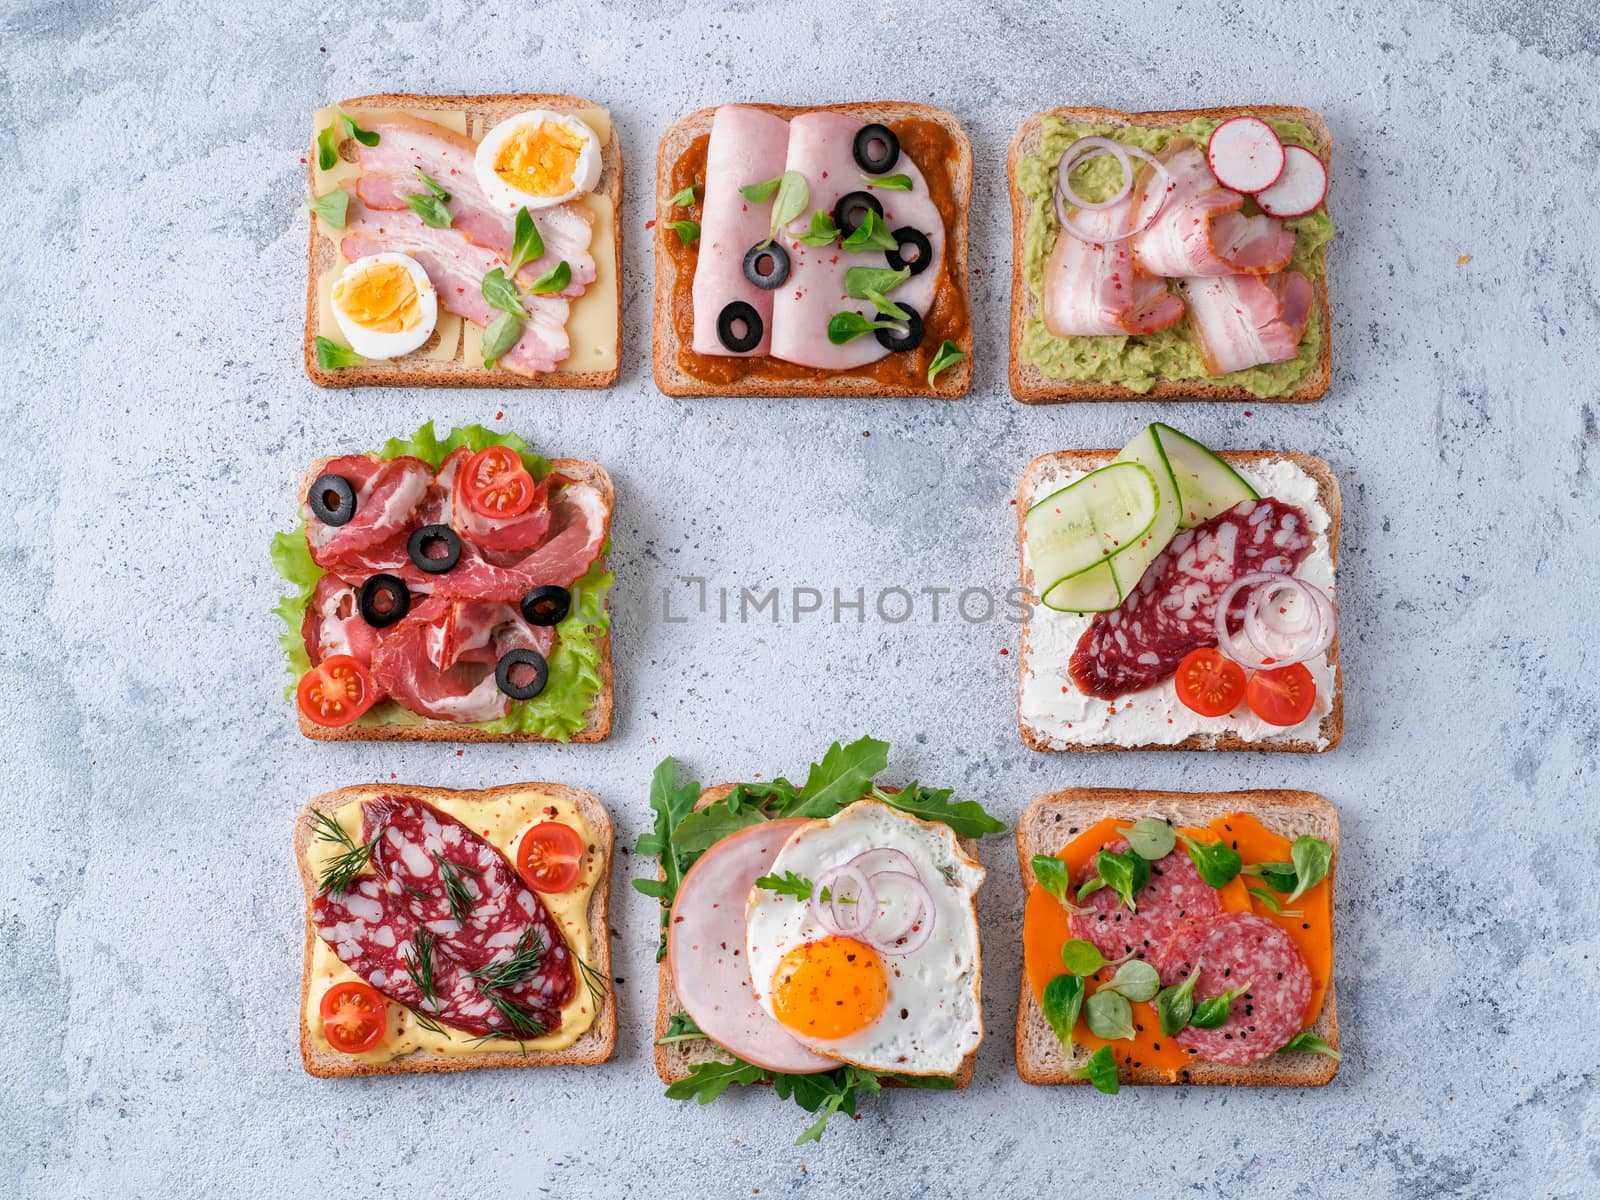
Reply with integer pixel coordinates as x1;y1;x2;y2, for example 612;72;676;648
1008;105;1333;403
1015;787;1340;1088
296;783;616;1078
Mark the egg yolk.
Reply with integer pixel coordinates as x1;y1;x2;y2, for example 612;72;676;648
333;261;422;332
495;122;584;197
770;936;888;1041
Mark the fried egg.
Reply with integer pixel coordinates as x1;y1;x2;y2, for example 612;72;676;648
744;800;985;1075
474;110;601;213
330;253;437;359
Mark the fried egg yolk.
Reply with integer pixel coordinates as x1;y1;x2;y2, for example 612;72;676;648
769;936;888;1041
332;260;423;332
494;122;586;198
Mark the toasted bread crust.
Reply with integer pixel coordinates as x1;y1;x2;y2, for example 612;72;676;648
287;454;614;744
1016;448;1343;753
304;93;621;390
1014;787;1339;1087
652;785;977;1089
1006;105;1333;403
295;782;617;1078
652;102;973;399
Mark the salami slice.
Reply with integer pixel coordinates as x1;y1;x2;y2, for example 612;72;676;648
1156;911;1312;1064
1067;839;1222;963
1069;497;1315;700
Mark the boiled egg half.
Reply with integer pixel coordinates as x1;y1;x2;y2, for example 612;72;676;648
474;110;601;212
330;253;438;359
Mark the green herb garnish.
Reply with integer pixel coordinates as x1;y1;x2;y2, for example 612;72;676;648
927;339;964;386
755;871;816;901
669;184;697;207
739;176;781;203
468;927;545;991
656;1011;707;1045
308;189;349;228
1084;988;1136;1041
1031;854;1090;913
481;267;527;317
315;123;341;171
1099;958;1161;1003
577;955;609;1015
1122;816;1176;861
508;207;544;276
826;311;898;345
767;170;809;243
529;260;571;294
480;312;522;369
1280;1029;1341;1059
794;210;840;247
1071;1045;1120;1094
1091;847;1151;912
433;852;481;924
844;265;911;301
1188;981;1251;1030
841;207;898;252
863;173;912;191
339;109;379;148
415;167;450;201
1286;835;1333;903
405;191;452;229
314;336;365;371
1178;834;1244;888
1041;973;1085;1056
1060;939;1125;977
666;219;700;245
309;809;373;895
1248;886;1304;917
1156;959;1203;1037
480;990;547;1040
403;928;439;1008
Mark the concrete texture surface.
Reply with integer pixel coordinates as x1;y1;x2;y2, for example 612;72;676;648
2;0;1596;1196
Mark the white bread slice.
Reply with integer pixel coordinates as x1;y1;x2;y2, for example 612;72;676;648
653;785;978;1088
295;783;616;1078
1015;787;1339;1087
653;102;973;399
290;455;614;744
1007;105;1333;404
1017;448;1343;754
304;93;621;390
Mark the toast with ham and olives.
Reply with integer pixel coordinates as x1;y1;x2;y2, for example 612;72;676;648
1015;787;1340;1088
304;93;622;389
296;783;616;1078
653;102;973;399
1017;429;1343;754
1008;105;1334;403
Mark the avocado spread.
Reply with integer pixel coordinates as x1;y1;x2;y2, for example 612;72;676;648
1018;116;1335;396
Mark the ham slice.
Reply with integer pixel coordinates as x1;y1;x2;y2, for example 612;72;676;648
341;203;570;376
690;105;791;357
767;111;945;369
1179;271;1314;375
355;113;595;296
1042;201;1185;337
1130;146;1294;278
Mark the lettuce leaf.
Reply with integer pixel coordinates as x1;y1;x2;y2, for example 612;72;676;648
269;423;605;737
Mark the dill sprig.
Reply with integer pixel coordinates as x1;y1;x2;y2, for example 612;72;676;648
468;927;545;991
407;1007;449;1038
432;852;481;924
310;809;373;896
577;954;609;1015
403;928;439;1007
481;990;548;1040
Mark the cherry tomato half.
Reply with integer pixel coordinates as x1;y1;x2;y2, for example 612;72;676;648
462;446;534;519
516;821;586;894
1246;662;1318;727
319;981;387;1054
1174;647;1247;717
297;655;376;728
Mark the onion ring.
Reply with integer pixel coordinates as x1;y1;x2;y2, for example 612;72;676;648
844;847;919;880
1054;141;1174;245
1214;573;1335;669
1056;137;1132;211
857;871;936;955
810;865;874;938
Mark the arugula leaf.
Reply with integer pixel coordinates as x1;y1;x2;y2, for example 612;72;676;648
872;782;1004;838
308;189;349;227
740;176;781;203
841;207;898;252
669;184;697;207
1042;973;1084;1056
927;339;964;386
863;172;913;191
1071;1045;1120;1094
635;757;702;959
784;737;889;817
314;336;364;370
666;219;700;245
481;267;526;318
754;871;815;901
794;210;840;247
480;312;522;369
405;191;452;229
415;167;450;201
768;171;809;243
844;265;911;300
1280;1030;1341;1060
529;260;571;294
656;1011;707;1044
315;123;340;170
665;1060;765;1104
1286;835;1333;904
671;805;767;856
508;208;544;276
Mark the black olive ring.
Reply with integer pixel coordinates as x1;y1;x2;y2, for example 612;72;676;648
853;123;901;175
717;301;764;353
359;573;411;628
874;303;924;353
495;648;549;701
407;524;462;574
742;242;790;290
520;585;572;627
308;473;356;527
831;190;883;239
886;227;933;277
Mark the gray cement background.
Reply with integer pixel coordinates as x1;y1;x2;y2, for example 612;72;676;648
3;0;1597;1196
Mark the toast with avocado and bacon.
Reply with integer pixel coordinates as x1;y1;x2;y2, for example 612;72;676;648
305;93;621;388
654;102;972;398
1008;105;1333;403
296;782;615;1078
1016;787;1340;1089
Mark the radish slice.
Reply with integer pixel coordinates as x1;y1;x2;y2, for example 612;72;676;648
1207;116;1285;194
1256;145;1329;217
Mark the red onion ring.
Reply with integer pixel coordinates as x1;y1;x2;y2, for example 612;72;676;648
1054;140;1173;245
810;865;874;938
805;849;938;957
861;871;937;956
1214;573;1335;669
844;847;919;880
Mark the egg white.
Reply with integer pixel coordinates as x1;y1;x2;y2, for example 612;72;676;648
743;800;985;1076
330;253;438;359
473;110;601;213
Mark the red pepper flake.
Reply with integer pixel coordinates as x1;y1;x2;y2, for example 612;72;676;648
1243;409;1253;417
299;157;307;164
645;218;656;229
495;410;504;420
999;648;1010;656
821;170;828;179
455;749;464;757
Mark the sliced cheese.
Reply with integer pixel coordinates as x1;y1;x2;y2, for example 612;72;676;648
303;790;605;1062
560;192;618;375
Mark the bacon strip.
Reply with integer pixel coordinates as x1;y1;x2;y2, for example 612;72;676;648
1180;271;1314;376
1130;146;1294;278
1043;202;1185;337
355;113;595;296
341;203;570;376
